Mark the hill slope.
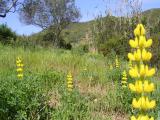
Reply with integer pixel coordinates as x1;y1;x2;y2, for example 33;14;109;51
62;8;160;43
142;8;160;26
30;8;160;45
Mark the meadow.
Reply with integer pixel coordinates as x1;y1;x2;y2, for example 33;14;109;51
0;38;159;120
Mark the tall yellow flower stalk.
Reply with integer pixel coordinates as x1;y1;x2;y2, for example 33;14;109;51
67;71;73;92
16;57;24;79
115;55;120;68
121;70;127;88
128;24;156;120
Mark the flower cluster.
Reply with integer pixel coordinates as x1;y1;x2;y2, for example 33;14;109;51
115;55;120;68
128;24;156;120
121;70;127;88
67;71;73;92
16;57;24;79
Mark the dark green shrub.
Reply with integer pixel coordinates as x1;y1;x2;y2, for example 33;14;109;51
0;69;64;120
0;24;16;44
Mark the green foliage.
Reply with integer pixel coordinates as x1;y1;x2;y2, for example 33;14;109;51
0;24;16;44
52;91;89;120
0;69;64;120
0;43;159;119
150;33;160;68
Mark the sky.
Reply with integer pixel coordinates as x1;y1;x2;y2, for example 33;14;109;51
0;0;160;35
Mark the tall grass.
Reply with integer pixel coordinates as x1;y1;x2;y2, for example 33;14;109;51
0;43;159;119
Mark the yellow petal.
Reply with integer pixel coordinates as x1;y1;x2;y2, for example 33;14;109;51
132;98;140;108
144;80;155;92
128;53;135;61
139;36;146;48
136;80;143;93
146;68;155;77
131;116;137;120
134;49;141;61
129;39;138;48
17;68;23;72
145;39;152;48
134;28;140;36
140;64;145;77
139;24;145;35
141;96;147;110
148;100;156;109
129;83;136;92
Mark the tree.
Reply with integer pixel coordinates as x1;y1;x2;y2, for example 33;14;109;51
0;0;19;17
19;0;80;47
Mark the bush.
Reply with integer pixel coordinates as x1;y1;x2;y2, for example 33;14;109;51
0;69;65;120
0;24;16;44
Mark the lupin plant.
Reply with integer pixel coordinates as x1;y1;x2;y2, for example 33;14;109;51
16;57;24;79
121;70;127;88
128;24;156;120
67;71;73;92
115;55;120;68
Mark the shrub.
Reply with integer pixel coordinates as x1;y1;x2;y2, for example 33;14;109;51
0;24;16;44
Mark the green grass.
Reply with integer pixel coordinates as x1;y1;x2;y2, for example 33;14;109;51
0;44;159;119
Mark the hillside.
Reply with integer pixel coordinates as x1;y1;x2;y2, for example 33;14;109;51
62;8;160;43
30;8;160;45
142;8;160;26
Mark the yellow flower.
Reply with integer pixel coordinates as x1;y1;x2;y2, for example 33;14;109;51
129;65;139;78
142;49;152;61
138;36;153;49
145;66;155;77
132;96;156;110
131;115;154;120
144;80;155;92
129;80;143;93
16;68;23;72
134;24;145;36
129;80;155;93
128;49;152;61
67;72;73;92
139;36;147;48
129;65;155;78
16;57;24;79
129;24;156;119
17;73;23;78
115;56;119;68
129;38;138;48
145;39;152;48
121;70;127;88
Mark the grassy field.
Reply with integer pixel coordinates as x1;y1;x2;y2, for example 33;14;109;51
0;44;159;120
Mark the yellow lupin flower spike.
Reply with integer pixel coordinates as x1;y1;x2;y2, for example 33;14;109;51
121;70;127;88
132;96;156;110
67;71;73;92
128;49;152;61
115;55;120;68
16;57;24;79
128;24;156;119
129;64;155;78
129;80;155;93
